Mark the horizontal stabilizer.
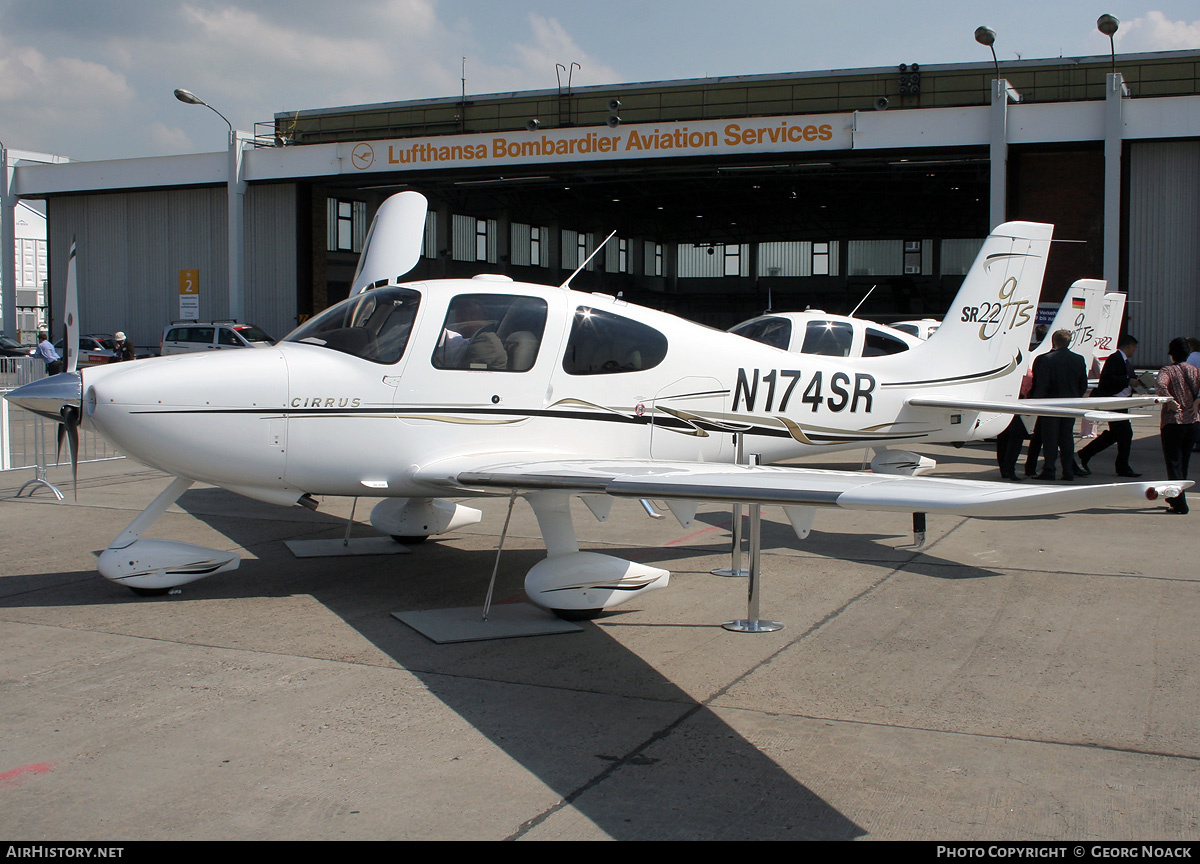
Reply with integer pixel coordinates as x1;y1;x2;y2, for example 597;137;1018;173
906;394;1169;421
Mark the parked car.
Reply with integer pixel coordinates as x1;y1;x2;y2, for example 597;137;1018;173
86;333;159;360
0;335;34;358
55;335;116;366
160;321;276;355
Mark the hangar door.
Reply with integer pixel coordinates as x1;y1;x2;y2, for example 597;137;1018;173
1127;140;1200;362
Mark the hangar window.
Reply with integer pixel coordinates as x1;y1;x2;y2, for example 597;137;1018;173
941;238;986;275
847;240;903;276
813;242;830;276
644;242;662;277
677;243;749;278
286;286;420;365
757;242;840;277
432;294;548;372
561;230;594;271
423;211;438;258
327;199;366;253
510;223;548;268
452;215;497;263
604;237;630;274
562;307;668;375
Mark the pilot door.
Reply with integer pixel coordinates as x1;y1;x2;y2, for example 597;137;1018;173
407;291;557;441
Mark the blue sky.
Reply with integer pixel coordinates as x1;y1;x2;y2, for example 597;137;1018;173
1;1;1198;162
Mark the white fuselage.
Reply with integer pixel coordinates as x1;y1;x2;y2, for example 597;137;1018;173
80;274;1033;507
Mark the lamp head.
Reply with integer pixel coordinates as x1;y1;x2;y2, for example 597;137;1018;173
974;26;996;48
1097;14;1119;38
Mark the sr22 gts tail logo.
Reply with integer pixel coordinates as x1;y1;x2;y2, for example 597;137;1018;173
959;277;1034;341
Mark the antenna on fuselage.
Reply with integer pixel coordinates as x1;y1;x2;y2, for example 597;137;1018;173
848;284;877;318
560;230;617;290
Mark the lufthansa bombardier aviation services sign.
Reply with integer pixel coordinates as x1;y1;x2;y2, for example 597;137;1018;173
344;113;850;173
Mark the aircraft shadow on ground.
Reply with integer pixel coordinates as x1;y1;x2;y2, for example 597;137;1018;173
685;510;1004;581
4;489;868;840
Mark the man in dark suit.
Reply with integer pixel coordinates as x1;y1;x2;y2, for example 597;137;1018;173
1030;329;1089;480
1078;335;1141;477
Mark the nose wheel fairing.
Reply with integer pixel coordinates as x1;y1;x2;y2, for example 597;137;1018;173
96;476;242;594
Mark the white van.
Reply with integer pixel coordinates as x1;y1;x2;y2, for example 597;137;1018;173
160;321;275;355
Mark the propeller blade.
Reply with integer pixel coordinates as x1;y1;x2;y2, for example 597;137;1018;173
64;239;79;375
65;407;80;500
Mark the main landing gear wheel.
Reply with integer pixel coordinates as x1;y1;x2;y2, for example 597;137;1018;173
129;586;170;597
391;535;428;545
550;608;604;621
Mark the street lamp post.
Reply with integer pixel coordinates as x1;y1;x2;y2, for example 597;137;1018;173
1098;14;1120;74
0;140;14;339
1096;15;1125;288
974;26;1020;230
175;88;246;323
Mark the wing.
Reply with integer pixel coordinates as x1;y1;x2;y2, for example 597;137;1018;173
412;454;1187;518
906;394;1169;422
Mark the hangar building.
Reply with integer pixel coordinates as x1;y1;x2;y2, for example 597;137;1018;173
5;49;1200;360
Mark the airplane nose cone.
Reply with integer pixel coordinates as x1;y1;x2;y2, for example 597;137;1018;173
86;349;290;486
3;372;82;421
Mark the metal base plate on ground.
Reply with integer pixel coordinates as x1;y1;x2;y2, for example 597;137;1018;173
285;537;412;558
723;618;784;633
394;603;582;643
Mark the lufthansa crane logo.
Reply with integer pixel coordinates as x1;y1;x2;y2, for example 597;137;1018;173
351;143;375;170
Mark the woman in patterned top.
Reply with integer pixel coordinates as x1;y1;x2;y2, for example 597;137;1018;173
1155;337;1200;514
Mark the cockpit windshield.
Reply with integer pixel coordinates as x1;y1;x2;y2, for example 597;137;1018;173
285;286;421;364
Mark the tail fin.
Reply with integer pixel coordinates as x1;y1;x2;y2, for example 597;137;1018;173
903;221;1053;400
1030;278;1107;367
1095;290;1126;355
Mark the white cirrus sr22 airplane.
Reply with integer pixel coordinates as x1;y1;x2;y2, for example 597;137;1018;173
6;192;1179;616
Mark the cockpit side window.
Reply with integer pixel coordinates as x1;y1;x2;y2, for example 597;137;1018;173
562;306;668;375
285;286;420;364
431;293;548;372
800;320;853;357
730;317;792;351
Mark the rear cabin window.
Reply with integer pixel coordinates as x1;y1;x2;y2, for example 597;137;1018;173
431;294;548;372
800;321;853;357
863;327;911;357
729;317;792;351
562;306;668;375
